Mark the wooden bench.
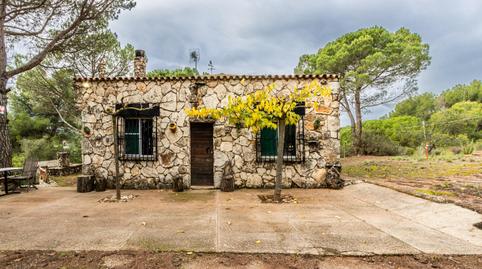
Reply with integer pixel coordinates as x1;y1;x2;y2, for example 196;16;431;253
7;158;38;192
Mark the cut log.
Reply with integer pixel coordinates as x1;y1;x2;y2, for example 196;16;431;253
77;175;94;193
172;176;184;192
95;178;106;192
220;161;235;192
220;176;234;192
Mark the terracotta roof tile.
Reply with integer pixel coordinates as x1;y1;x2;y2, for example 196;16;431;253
74;74;339;82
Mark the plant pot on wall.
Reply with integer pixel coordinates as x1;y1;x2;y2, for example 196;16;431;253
168;123;177;132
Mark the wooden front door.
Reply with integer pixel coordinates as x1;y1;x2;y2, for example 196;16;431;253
190;122;214;186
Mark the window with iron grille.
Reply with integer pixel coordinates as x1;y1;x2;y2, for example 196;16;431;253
256;103;305;163
115;103;159;161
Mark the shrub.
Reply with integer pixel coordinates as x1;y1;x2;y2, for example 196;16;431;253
12;153;26;167
361;131;401;156
462;143;475;155
20;137;61;161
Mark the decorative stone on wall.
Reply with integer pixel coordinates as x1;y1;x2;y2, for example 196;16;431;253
75;75;341;189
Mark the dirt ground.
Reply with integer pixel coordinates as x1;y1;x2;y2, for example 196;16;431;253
1;251;481;269
342;151;482;213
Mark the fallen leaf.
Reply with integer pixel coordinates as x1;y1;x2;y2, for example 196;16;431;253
255;240;261;244
186;251;193;255
176;230;185;233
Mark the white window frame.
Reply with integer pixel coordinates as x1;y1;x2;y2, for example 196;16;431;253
124;117;154;158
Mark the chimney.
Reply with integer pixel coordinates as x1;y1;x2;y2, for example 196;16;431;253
134;49;147;77
98;59;106;78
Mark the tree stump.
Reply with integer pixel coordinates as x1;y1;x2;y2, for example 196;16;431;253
220;176;234;192
77;175;94;193
325;163;344;189
220;161;235;192
172;176;184;192
95;178;106;192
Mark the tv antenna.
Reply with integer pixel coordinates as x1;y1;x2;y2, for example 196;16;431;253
189;49;200;71
208;60;215;74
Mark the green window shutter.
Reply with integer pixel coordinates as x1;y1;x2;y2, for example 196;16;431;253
260;128;277;156
125;119;140;154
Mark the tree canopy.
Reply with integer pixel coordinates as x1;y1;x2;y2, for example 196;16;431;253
439;80;482;108
54;29;135;77
389;92;437;120
0;0;136;167
295;26;431;154
147;67;199;78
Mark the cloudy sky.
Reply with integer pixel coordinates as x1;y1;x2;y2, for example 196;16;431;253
110;0;482;125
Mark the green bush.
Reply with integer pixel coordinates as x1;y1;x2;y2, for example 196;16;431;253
360;131;401;156
12;153;26;167
462;142;475;155
20;137;61;161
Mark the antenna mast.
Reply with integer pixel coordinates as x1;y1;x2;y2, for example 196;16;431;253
208;60;215;74
189;49;200;71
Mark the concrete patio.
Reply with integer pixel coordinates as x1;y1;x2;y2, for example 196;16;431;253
0;183;481;255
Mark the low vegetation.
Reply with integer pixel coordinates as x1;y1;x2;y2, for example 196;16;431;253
342;153;482;213
341;80;482;157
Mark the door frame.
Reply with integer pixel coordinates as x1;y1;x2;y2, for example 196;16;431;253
189;121;214;186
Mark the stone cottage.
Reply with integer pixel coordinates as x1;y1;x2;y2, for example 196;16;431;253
74;50;341;189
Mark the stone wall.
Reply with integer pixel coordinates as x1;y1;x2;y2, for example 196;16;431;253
75;75;340;189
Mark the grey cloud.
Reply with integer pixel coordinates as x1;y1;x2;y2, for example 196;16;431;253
110;0;482;125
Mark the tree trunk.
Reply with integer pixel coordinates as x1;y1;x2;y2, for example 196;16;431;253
0;3;12;168
112;114;121;200
274;118;286;202
340;90;356;157
353;91;363;155
0;88;11;167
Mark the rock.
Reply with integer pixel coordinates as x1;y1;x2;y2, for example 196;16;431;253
161;151;174;167
256;167;267;176
136;82;146;92
83;155;92;165
315;105;333;115
84;114;97;123
141;167;157;178
214;151;228;168
213;84;227;100
246;174;262;188
165;127;183;143
178;165;188;174
220;142;233;152
292;176;305;188
202;93;219;108
161;92;177;111
313;168;327;185
131;166;140;177
238;136;250;147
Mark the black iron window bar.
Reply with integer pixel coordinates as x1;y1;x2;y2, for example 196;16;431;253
255;117;306;163
115;103;159;161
